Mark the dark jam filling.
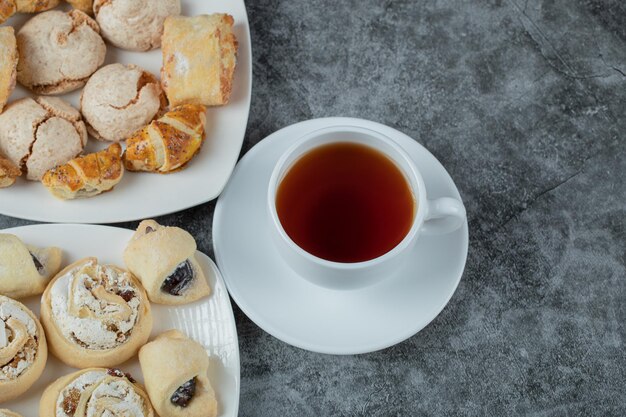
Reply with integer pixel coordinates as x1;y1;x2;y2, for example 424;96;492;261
29;252;44;273
160;260;194;296
171;378;196;408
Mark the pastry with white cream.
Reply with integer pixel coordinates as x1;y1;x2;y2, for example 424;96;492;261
40;367;154;417
0;295;48;403
40;257;152;368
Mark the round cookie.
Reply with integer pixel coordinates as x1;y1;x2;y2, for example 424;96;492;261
0;295;48;403
81;63;166;142
16;10;106;95
40;257;153;368
40;368;154;417
93;0;180;51
0;97;87;181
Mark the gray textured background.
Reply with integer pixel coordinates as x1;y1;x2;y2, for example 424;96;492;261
2;0;625;415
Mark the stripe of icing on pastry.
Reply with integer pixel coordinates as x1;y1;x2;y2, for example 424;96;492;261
0;300;38;381
55;371;147;417
50;260;141;350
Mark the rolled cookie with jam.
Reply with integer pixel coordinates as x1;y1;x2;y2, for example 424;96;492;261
40;257;153;368
0;234;62;299
40;367;154;417
123;220;211;305
139;330;217;417
0;295;48;403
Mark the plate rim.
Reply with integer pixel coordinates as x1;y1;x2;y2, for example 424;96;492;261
1;222;241;416
0;0;253;224
213;116;469;355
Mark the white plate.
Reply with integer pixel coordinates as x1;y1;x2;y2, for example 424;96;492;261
1;224;240;416
213;117;469;354
0;0;252;223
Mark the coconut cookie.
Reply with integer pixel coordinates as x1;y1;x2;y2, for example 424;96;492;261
40;368;154;417
40;257;152;368
94;0;180;51
124;220;210;305
0;234;62;299
0;97;88;181
17;10;106;95
161;14;238;107
81;63;166;142
0;295;48;403
139;330;217;417
0;27;17;114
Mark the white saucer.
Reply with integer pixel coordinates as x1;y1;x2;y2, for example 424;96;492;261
213;118;468;354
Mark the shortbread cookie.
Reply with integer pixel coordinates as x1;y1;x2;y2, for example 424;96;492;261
161;14;238;107
124;220;211;305
139;330;217;417
0;295;48;403
17;10;106;95
40;257;153;368
0;97;88;181
0;234;62;299
0;27;17;113
81;63;166;142
40;368;154;417
94;0;180;51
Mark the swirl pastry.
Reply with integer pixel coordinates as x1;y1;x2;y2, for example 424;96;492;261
0;234;62;299
0;410;23;417
40;257;152;368
0;295;47;403
139;330;217;417
40;368;154;417
124;220;210;305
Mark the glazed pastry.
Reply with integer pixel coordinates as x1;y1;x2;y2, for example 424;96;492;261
0;234;62;299
65;0;92;14
0;295;48;403
161;14;238;107
17;10;106;95
139;330;217;417
40;257;153;368
40;368;154;417
0;27;17;114
0;97;88;181
81;63;166;142
124;220;210;305
0;409;23;417
94;0;180;51
0;152;20;188
123;104;206;174
42;143;124;200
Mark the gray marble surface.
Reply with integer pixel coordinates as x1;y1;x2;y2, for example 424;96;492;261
1;0;625;415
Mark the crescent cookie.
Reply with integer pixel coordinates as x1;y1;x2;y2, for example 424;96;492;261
124;220;210;305
40;367;154;417
0;234;62;299
139;330;217;417
40;257;153;368
0;295;48;403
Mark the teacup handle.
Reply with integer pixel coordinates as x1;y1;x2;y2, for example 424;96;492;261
421;197;466;235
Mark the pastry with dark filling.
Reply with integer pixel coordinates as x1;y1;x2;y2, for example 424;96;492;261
0;234;62;299
123;220;211;305
139;330;217;417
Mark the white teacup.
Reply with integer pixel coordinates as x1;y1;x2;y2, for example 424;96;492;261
267;125;466;290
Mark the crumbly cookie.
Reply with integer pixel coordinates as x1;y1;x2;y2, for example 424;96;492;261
17;10;106;95
0;152;20;188
0;295;48;403
0;27;17;113
0;1;17;25
14;0;60;13
94;0;180;51
161;14;238;107
40;257;153;368
81;63;166;142
40;368;154;417
0;97;87;181
139;330;217;417
64;0;92;14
